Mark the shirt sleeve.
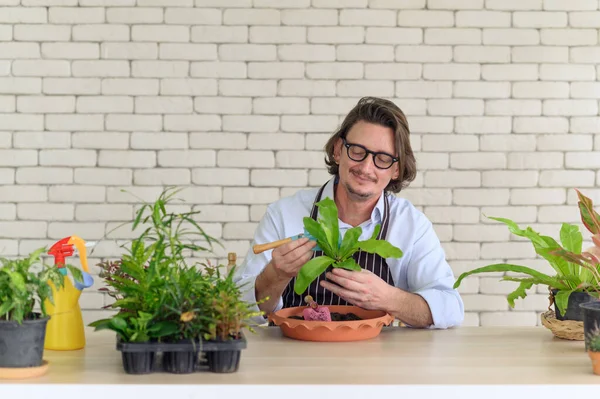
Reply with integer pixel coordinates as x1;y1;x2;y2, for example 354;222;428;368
406;213;465;329
233;205;284;325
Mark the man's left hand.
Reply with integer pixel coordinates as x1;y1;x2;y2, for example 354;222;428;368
319;268;394;311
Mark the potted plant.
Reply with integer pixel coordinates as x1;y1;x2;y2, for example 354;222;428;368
0;247;72;375
269;197;399;342
583;320;600;375
453;189;600;322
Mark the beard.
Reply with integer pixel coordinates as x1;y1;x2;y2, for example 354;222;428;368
344;169;377;201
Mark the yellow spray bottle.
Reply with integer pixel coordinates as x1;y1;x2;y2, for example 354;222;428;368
44;235;95;351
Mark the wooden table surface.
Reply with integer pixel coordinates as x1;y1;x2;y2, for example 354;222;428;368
3;325;599;386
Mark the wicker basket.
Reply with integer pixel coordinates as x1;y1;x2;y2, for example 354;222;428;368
541;310;584;341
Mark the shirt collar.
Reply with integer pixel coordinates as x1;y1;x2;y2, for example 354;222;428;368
319;176;385;226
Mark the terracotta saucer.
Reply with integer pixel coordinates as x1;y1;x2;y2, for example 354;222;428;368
0;360;49;380
268;305;394;342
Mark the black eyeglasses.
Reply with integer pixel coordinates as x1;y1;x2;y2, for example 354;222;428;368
342;138;398;170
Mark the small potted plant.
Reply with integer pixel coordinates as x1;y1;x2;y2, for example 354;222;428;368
453;189;600;324
0;248;70;377
584;322;600;375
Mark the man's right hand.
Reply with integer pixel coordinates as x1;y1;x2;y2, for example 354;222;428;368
269;237;317;281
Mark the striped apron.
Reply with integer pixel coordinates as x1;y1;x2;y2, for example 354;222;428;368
281;181;395;308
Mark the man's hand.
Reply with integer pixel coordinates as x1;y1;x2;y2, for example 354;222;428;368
270;237;317;280
319;268;393;311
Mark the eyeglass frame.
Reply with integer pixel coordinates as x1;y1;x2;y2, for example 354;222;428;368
341;138;399;170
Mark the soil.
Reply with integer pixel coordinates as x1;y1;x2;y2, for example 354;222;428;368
289;312;363;321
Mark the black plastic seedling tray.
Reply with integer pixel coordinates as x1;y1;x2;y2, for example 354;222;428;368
115;332;247;375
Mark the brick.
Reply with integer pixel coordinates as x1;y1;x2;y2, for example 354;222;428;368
43;78;100;95
165;8;220;24
308;169;332;186
545;0;597;10
162;79;218;96
18;95;75;113
597;136;600;151
537;134;592;151
397;188;452;205
222;115;279;132
540;170;595;187
222;222;257;240
158;150;216;167
101;43;157;60
278;80;335;97
455;117;511;134
454;189;510;205
481;135;537;151
106;114;162;131
429;99;484;116
0;77;41;94
309;98;360;115
441;243;481;260
17;203;73;221
365;28;421;44
544;100;598;116
425;28;481;45
0;7;47;23
567;188;600;205
514;12;567;27
512;46;568;63
223;9;279;25
132;25;189;42
134;169;190;186
106;7;162;23
220;44;278;62
305;134;330;150
0;96;14;112
482;64;538;81
370;0;425;7
281;10;337;26
453;46;510;63
514;117;568;134
12;60;70;77
542;64;596;81
454;224;510;242
49;7;104;23
194;205;248;223
483;29;539;45
508;152;564;169
513;82;569;98
74;168;132;186
251;170;307;187
541;28;597;45
571;82;600;98
131;61;187;78
422;134;478;152
566;152;600;169
571;47;600;63
394;82;451;98
308;27;364;44
73;25;129;42
481;242;536;259
339;9;395;26
255;0;309;7
337;80;394;97
456;82;511;98
0;132;10;148
249;27;304;44
538;205;580;223
46;114;103;131
139;0;191;4
190;133;246;149
395;45;452;62
457;11;510;27
194;97;251;115
390;99;427;115
164;115;221;131
220;79;276;97
304;62;360;79
279;45;335;62
72;132;129;149
102;78;158;95
0;204;16;220
42;43;99;60
366;63;421;80
409;117;453;134
571;117;600;134
429;0;483;7
72;60;129;77
191;62;245;79
482;171;539;187
16;167;72;184
413;153;447;170
450;153;506;170
253;97;309;115
98;150;156;168
486;100;542;116
75;204;132;222
423;64;480;81
281;115;339;133
131;132;187;149
77;96;133;113
49;185;105;203
0;222;47;239
397;11;453;27
510;188;566;205
0;43;40;59
192;168;248;186
425;171;480;188
481;206;537;223
0;185;47;202
217;150;274;168
40;150;97;167
0;25;10;41
135;96;192;114
223;187;278;204
1;114;43;131
275;151;323;168
14;24;69;41
337;45;393;61
248;62;304;79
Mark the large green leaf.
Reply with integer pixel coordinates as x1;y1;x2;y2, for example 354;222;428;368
0;301;13;318
303;216;334;256
454;263;569;291
8;271;26;293
356;238;403;259
370;224;381;240
315;197;339;257
560;223;583;254
338;226;362;260
294;256;335;295
334;257;361;271
505;279;534;308
554;289;573;317
148;321;179;338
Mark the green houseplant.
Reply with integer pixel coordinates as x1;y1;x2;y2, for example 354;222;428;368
453;189;600;322
0;248;68;369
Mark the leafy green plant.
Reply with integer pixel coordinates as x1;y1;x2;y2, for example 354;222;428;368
453;189;600;317
0;247;77;324
293;197;404;295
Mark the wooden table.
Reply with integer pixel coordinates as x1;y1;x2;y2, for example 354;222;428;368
1;326;599;398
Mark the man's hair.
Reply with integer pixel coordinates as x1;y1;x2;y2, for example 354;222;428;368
324;96;417;193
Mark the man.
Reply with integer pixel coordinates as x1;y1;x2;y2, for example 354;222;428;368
233;96;464;329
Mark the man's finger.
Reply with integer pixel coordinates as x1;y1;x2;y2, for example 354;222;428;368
320;280;361;302
325;272;364;292
331;267;366;281
279;237;311;255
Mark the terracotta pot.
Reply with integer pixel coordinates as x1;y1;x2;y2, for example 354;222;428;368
268;305;394;342
589;351;600;375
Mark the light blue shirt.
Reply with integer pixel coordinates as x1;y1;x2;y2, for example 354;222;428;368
233;177;465;329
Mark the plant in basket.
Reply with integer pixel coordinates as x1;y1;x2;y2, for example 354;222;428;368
453;189;600;324
0;248;79;376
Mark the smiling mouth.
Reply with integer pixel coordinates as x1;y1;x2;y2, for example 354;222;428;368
352;171;374;183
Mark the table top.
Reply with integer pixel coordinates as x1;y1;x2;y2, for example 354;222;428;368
3;325;599;386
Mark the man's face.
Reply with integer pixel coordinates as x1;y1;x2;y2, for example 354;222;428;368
334;120;399;202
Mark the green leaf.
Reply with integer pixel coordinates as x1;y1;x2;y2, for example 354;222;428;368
303;217;333;255
560;223;583;254
148;321;179;338
356;238;403;259
0;301;13;318
110;316;128;332
334;257;361;271
294;256;335;295
506;280;534;308
338;226;362;260
453;263;569;291
315;197;339;257
370;224;381;240
554;290;572;317
8;271;26;293
66;265;84;284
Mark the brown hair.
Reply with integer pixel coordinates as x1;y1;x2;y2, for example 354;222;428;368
324;96;417;193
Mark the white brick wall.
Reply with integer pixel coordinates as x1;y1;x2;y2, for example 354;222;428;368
1;3;598;327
